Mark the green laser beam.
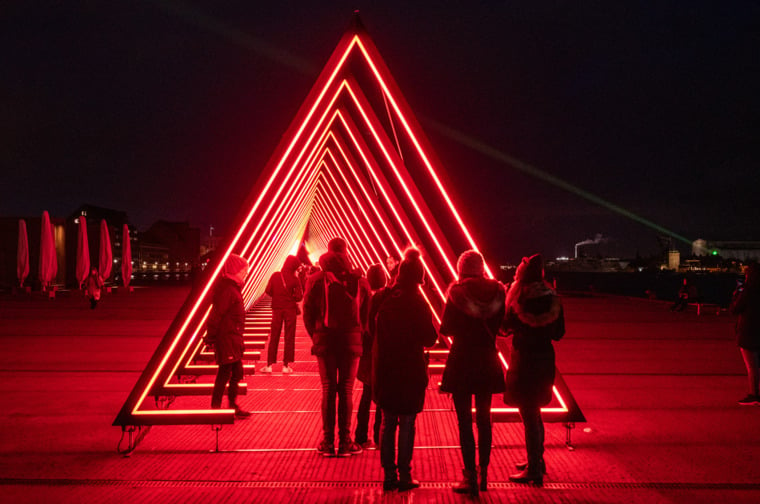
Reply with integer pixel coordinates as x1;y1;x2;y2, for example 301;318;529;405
152;0;317;76
425;119;692;246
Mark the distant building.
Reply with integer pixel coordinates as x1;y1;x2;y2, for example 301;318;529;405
692;239;760;262
68;205;136;286
139;220;200;273
668;250;680;270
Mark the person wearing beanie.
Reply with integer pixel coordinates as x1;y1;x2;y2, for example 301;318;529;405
373;248;438;491
502;253;564;485
354;263;388;450
328;237;347;254
262;255;303;374
302;239;371;457
731;262;760;405
206;253;251;419
440;249;505;495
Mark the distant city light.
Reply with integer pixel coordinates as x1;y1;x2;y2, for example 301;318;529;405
711;250;718;256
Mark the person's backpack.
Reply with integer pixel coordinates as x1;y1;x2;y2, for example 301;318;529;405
322;272;361;330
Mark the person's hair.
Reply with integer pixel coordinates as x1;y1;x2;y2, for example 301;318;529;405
327;237;347;254
456;249;485;278
396;247;424;286
366;263;387;291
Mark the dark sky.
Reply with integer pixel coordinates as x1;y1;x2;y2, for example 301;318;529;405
2;1;759;263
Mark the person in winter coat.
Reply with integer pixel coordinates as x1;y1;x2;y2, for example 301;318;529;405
373;248;438;491
502;253;564;485
730;262;760;405
386;252;401;286
85;267;104;309
354;263;388;449
440;250;506;495
303;238;371;457
206;254;251;418
262;255;303;374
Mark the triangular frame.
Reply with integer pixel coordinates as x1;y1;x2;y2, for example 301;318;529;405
114;16;583;428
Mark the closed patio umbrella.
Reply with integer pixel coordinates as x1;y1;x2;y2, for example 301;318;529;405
39;211;57;290
17;219;29;287
98;219;113;281
121;224;132;288
76;215;90;288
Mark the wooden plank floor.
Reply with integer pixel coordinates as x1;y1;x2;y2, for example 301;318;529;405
2;287;760;503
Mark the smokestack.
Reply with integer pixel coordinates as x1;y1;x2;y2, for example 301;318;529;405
574;234;607;258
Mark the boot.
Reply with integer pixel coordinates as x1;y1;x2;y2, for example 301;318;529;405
233;404;252;419
479;465;488;491
452;469;478;496
383;469;399;491
515;459;547;474
398;471;420;491
509;468;543;486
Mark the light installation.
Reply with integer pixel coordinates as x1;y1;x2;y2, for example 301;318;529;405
114;17;584;440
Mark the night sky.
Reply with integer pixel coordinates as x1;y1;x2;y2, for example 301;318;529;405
2;1;759;264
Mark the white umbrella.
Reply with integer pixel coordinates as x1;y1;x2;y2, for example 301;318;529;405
76;215;90;288
39;211;57;290
98;219;113;280
17;219;29;287
121;224;132;288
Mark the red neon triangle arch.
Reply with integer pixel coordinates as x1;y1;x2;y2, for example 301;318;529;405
114;17;583;428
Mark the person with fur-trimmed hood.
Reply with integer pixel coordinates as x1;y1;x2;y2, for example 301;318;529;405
206;254;251;419
373;248;438;491
440;250;506;495
502;253;564;486
303;238;371;457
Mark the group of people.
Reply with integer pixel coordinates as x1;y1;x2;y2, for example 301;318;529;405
205;238;565;494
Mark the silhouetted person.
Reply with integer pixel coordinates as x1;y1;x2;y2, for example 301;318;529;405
671;278;697;312
440;250;506;495
502;253;565;486
386;252;400;286
354;263;388;449
303;238;370;457
85;267;104;309
262;255;303;374
373;248;438;491
207;254;251;418
731;263;760;405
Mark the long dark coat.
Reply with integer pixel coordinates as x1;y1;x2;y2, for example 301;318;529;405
502;281;564;407
730;267;760;350
439;276;506;395
357;287;391;384
372;285;438;414
206;278;246;365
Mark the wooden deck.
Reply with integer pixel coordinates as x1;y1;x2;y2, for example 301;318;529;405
1;286;759;503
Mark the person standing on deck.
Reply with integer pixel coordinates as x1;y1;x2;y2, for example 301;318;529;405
731;262;760;405
262;255;303;374
440;250;506;495
207;254;251;419
303;238;371;457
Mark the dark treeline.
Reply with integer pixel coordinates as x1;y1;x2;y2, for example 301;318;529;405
544;271;741;307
